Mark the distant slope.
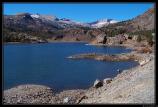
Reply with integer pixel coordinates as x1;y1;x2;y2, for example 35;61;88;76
102;7;155;32
130;7;155;31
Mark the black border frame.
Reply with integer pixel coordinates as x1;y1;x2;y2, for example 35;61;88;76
1;1;157;106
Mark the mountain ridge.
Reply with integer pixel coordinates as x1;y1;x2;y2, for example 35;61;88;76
3;7;155;43
4;12;118;29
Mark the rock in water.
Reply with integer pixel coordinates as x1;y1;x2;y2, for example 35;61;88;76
93;79;103;88
117;69;121;73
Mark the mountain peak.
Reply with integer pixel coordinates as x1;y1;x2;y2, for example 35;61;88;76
5;12;119;28
29;13;58;21
30;14;40;18
89;18;118;28
60;18;71;21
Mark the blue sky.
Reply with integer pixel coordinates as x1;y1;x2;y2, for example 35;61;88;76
3;3;154;23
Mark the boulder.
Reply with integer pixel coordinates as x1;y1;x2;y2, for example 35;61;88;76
117;69;121;73
96;34;107;44
139;58;151;66
124;33;129;40
93;79;103;88
63;97;69;103
107;36;125;45
76;95;88;104
116;34;126;44
132;35;139;41
55;90;86;104
103;78;112;84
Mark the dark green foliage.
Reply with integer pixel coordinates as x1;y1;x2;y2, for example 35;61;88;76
145;32;153;46
148;39;153;47
128;36;132;39
79;26;91;30
127;29;154;46
3;25;56;42
137;35;142;42
76;38;80;41
104;28;127;37
137;25;140;30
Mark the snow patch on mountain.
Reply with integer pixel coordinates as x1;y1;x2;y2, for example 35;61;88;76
110;20;118;23
89;19;118;28
30;14;40;18
18;13;119;28
58;18;90;27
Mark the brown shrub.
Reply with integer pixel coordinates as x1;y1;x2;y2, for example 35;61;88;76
137;47;152;53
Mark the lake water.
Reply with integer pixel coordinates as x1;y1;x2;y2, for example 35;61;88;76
4;42;139;92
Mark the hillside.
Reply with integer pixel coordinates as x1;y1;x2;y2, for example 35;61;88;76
3;7;155;43
101;7;155;33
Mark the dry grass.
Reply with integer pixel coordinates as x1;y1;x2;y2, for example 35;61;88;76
136;47;152;53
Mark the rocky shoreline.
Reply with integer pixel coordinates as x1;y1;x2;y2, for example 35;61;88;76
3;50;154;104
80;53;155;104
3;6;155;104
3;38;155;104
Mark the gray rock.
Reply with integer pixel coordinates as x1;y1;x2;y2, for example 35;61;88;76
93;79;103;88
63;97;69;103
96;34;107;44
103;78;112;84
76;95;88;104
117;69;121;73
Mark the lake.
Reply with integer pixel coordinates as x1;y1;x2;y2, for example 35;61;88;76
3;42;139;92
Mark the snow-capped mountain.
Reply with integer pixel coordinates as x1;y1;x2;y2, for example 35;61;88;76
4;7;154;43
30;14;40;18
4;13;118;31
57;18;118;28
58;18;91;27
29;14;89;27
30;13;59;21
89;19;118;28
